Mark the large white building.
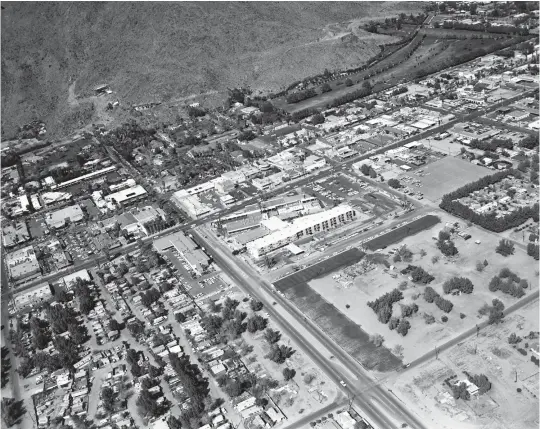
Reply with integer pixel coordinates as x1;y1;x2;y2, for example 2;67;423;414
105;185;147;206
247;205;356;258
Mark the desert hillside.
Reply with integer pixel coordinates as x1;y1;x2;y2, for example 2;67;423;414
1;2;421;138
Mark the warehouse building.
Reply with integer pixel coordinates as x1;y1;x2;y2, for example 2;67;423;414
247;205;356;258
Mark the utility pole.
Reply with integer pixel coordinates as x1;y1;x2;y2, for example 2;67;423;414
347;393;356;412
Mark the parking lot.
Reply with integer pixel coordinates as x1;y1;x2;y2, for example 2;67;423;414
303;173;366;207
61;227;99;262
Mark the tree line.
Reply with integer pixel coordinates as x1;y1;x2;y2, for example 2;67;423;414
439;169;539;232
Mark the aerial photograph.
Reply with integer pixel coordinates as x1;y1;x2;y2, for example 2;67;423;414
1;1;539;429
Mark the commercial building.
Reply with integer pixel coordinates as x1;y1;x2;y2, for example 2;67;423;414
3;195;30;217
6;245;41;281
51;166;117;190
105;185;147;207
44;204;84;229
303;155;326;172
13;283;52;311
2;221;31;248
171;190;212;219
41;191;72;206
154;232;210;276
247;205;356;258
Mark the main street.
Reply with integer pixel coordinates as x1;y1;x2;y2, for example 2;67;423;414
191;228;428;429
6;86;533;300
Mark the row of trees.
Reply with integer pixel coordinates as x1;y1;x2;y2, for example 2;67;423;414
470;138;513;152
424;287;454;313
439;170;539;232
286;88;317;104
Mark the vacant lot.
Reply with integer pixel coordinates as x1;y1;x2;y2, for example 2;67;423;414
277;278;402;372
364;214;441;251
274;247;365;290
389;299;539;429
308;211;539;364
416;156;492;202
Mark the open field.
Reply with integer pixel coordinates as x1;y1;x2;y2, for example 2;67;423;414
273;249;402;372
364;214;441;251
1;2;422;138
389;299;539;429
276;277;402;372
415;157;492;202
274;248;365;290
307;210;539;365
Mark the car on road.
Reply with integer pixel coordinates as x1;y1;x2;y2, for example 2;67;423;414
339;380;347;387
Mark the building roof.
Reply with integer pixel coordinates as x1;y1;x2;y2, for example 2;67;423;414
249;205;354;252
105;185;147;204
2;221;30;248
6;245;40;280
261;217;288;231
45;204;84;229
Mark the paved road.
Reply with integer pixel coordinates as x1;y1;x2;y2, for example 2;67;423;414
5;87;533;300
191;229;428;429
405;288;540;371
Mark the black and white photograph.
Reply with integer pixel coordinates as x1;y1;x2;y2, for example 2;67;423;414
1;2;539;429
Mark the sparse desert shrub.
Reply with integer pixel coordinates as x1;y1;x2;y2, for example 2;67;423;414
460;313;466;319
398;281;408;291
517;388;522;393
420;249;427;257
431;255;440;264
517;348;527;356
441;316;448;322
476;261;485;272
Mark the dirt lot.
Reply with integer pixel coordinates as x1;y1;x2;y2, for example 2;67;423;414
308;210;539;364
274;249;401;372
415;156;492;202
388;298;539;429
